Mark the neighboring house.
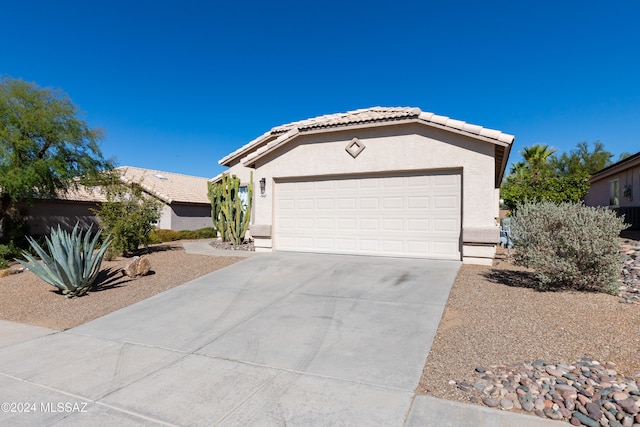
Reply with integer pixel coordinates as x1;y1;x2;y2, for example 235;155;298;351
584;151;640;229
216;106;515;265
24;185;106;236
25;166;212;235
116;166;212;231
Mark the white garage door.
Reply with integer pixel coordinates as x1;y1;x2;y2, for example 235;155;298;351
274;171;461;260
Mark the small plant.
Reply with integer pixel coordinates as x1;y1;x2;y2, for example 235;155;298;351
511;201;628;293
18;224;112;298
0;243;20;269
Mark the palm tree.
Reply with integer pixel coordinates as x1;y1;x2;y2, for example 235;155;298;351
519;144;556;179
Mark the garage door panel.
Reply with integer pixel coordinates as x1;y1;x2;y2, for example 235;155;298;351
275;172;460;260
317;199;334;209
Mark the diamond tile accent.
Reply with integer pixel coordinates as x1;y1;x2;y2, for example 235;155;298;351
345;138;365;158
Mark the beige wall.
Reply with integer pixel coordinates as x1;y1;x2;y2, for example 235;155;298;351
225;160;254;186
246;123;500;264
157;203;212;231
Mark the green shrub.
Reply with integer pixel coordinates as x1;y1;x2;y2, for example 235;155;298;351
149;229;181;243
0;243;19;269
148;227;218;243
92;182;159;256
511;201;628;293
177;227;217;240
17;224;112;298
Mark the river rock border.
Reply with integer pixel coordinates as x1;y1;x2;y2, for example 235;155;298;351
453;358;639;426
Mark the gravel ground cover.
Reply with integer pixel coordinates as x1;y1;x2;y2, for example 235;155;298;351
419;235;640;425
0;241;244;330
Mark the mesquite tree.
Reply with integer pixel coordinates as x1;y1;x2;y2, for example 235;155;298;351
0;77;112;242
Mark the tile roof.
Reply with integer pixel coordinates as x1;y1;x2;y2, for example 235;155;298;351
219;106;515;167
116;166;211;205
56;185;107;203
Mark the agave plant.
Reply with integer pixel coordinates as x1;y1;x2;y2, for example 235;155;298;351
18;224;112;298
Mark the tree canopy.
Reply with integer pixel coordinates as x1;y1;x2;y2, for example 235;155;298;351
500;141;614;209
0;77;112;241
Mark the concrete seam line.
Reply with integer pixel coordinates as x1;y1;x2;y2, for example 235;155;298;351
0;372;180;427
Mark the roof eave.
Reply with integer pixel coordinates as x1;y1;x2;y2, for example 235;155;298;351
590;152;640;182
241;118;515;169
218;131;279;166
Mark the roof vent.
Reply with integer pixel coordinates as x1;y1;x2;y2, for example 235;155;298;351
154;173;167;180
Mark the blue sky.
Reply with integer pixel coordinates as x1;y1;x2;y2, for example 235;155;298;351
2;1;638;178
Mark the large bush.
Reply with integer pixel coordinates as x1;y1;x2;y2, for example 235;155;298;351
511;201;628;293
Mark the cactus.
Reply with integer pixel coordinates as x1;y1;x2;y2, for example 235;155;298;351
18;224;112;298
208;172;253;244
207;180;226;240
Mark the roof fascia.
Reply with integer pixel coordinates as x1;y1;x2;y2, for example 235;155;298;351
590;154;640;182
218;132;280;166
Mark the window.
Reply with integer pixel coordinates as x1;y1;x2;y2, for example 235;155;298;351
238;186;249;210
609;179;619;206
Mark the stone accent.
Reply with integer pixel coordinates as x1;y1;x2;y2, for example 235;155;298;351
123;256;151;278
454;358;640;425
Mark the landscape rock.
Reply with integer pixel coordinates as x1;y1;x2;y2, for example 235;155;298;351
456;357;640;426
0;267;25;278
123;256;151;278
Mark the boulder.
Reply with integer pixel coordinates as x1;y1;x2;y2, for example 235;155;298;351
123;256;151;278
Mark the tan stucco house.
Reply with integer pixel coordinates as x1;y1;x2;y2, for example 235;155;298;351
217;107;514;265
25;166;212;235
584;151;640;229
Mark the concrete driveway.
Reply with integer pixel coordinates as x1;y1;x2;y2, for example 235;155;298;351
0;252;557;426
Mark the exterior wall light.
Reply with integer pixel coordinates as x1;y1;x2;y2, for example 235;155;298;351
260;178;266;195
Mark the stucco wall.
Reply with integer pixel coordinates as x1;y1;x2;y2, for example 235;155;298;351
157;203;212;231
225;160;254;186
157;204;174;230
24;200;101;236
585;165;640;208
245;122;499;263
251;123;496;227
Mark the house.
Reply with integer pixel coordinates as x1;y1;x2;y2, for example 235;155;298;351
584;151;640;229
116;166;212;231
25;166;212;235
217;107;515;265
24;185;106;236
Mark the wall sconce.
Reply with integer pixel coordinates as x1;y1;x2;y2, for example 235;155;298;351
259;178;266;195
624;184;633;201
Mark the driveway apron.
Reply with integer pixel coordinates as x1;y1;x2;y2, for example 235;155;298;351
0;252;460;426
